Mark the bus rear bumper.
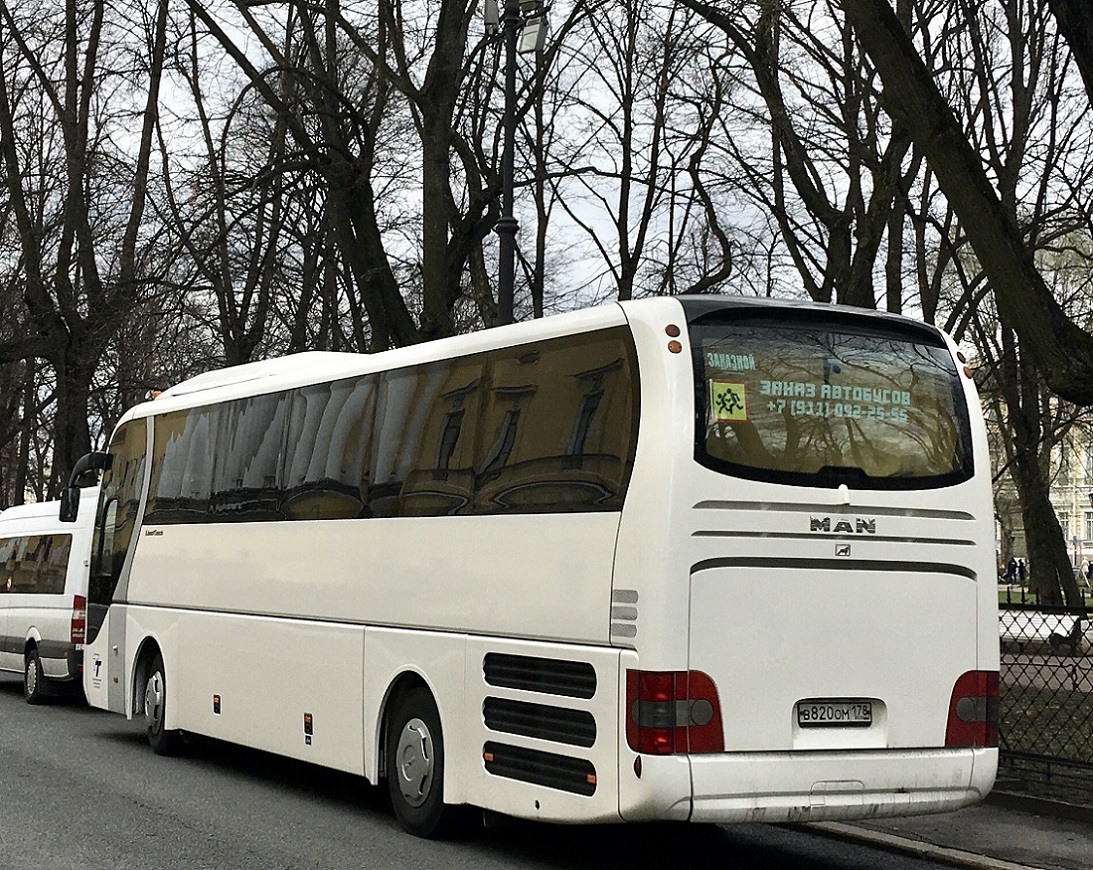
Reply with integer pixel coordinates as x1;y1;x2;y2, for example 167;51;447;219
687;748;997;824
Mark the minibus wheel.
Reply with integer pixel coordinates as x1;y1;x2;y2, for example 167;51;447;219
386;685;457;838
24;649;46;705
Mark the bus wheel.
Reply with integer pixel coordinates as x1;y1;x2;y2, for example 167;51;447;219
144;654;184;756
386;686;456;838
24;649;47;705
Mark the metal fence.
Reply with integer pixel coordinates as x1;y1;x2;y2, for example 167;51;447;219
998;587;1093;804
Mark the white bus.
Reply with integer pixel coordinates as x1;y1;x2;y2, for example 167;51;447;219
1;487;97;703
63;295;998;836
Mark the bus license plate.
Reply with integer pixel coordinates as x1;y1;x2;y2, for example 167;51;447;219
796;699;873;727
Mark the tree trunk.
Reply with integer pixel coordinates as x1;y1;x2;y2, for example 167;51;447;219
1011;453;1084;606
1045;0;1093;101
49;349;94;496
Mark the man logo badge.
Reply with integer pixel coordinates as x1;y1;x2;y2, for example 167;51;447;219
836;544;851;557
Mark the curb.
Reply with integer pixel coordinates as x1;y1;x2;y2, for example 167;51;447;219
986;789;1093;825
798;821;1042;870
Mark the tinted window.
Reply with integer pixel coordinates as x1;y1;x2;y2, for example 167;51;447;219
370;359;481;517
476;327;639;513
88;418;148;642
692;315;973;488
139;328;640;524
146;408;214;522
0;534;72;595
283;377;376;520
212;392;291;520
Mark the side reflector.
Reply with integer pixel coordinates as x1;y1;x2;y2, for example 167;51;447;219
945;670;999;748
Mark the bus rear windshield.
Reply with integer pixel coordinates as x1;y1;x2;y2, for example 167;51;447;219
692;316;973;489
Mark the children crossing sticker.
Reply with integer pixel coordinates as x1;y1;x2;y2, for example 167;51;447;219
710;381;748;422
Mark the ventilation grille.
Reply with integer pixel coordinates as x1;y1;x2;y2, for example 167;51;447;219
483;653;596;699
483;697;596;748
483;741;597;796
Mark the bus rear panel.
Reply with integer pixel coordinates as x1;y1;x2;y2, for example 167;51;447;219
613;298;997;823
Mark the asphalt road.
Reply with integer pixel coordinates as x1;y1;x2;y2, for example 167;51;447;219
0;673;962;870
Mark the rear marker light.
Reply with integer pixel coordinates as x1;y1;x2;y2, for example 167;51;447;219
71;595;87;645
945;670;999;748
626;669;724;755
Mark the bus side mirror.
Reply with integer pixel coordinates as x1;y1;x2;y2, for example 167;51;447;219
59;451;113;522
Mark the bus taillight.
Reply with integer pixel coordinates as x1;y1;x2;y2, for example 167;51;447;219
945;670;999;748
71;595;87;645
626;669;724;755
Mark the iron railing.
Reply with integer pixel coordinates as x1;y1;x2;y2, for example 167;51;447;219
998;587;1093;804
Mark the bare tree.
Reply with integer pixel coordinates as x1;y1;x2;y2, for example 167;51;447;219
679;0;924;311
0;0;172;488
840;0;1093;404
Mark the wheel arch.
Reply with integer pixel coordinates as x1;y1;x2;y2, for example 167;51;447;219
22;626;43;653
377;670;431;782
130;636;164;717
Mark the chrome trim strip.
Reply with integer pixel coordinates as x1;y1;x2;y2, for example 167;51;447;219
692;557;977;581
693;500;975;521
692;530;974;546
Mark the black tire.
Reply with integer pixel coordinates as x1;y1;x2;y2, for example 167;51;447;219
144;654;184;756
386;686;459;838
24;648;48;705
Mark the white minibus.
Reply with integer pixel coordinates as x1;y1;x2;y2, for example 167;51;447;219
63;296;998;836
0;487;97;702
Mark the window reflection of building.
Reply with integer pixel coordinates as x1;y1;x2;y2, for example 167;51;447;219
0;534;72;594
480;389;532;477
478;330;636;512
284;378;375;520
141;325;639;525
564;362;624;472
214;393;291;519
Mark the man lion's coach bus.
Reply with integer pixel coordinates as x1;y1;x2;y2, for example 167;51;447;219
62;295;998;837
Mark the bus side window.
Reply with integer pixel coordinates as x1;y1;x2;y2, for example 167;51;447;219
370;360;481;518
476;327;638;513
212;392;290;521
283;377;375;520
146;409;211;523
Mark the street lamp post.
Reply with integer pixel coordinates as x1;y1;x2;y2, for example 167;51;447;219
496;0;521;326
485;0;548;326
